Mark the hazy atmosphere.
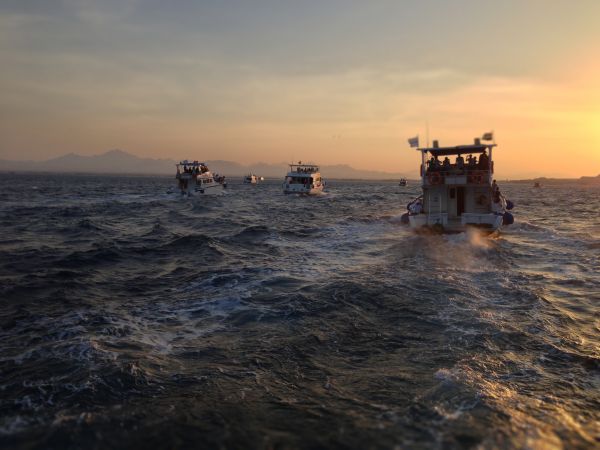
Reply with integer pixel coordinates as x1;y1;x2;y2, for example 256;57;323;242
2;3;599;449
1;0;599;177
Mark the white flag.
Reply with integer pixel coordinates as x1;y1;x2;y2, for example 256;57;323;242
482;132;494;141
408;136;419;148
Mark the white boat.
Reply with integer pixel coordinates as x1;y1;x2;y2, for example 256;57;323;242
244;174;259;184
283;162;325;195
402;138;514;234
175;160;227;196
399;178;408;187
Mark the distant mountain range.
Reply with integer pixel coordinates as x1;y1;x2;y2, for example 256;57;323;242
0;150;412;180
579;174;600;184
511;175;600;185
1;150;597;182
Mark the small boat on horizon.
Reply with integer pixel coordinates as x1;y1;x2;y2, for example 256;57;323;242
399;178;408;187
175;160;226;196
244;174;259;184
534;181;541;188
401;137;514;234
283;162;325;195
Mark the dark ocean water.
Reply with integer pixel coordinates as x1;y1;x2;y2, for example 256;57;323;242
0;173;598;449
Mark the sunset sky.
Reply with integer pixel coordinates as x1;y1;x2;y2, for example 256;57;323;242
1;0;599;178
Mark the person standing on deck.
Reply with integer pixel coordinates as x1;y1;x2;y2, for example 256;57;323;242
479;150;490;170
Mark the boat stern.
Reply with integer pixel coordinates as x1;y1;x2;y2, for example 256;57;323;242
408;212;502;234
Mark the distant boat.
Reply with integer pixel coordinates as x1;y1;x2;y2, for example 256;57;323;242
175;160;226;196
283;162;325;195
399;178;408;186
244;174;259;184
534;181;541;188
402;138;514;234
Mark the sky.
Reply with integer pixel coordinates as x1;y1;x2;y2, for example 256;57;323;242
1;0;599;178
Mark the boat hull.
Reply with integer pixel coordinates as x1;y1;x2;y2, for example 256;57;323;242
283;185;324;195
179;183;224;196
408;213;503;234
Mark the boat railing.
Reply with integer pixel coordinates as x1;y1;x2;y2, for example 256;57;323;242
423;163;492;186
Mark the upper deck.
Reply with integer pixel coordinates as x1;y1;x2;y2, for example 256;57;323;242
416;139;497;186
176;160;211;178
176;160;207;168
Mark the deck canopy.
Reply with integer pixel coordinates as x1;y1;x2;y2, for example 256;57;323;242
289;163;320;173
420;144;495;157
177;161;206;166
289;163;319;169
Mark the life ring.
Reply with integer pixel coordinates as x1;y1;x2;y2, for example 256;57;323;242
472;171;484;184
428;172;442;185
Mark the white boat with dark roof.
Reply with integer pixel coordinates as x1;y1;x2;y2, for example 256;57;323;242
402;137;514;234
283;162;325;195
244;174;259;184
175;161;226;196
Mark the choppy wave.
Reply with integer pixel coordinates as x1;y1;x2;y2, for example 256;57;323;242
0;174;598;449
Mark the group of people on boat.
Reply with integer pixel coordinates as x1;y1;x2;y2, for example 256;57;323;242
213;174;226;184
491;179;510;213
426;151;490;173
287;177;313;185
179;164;209;176
407;196;423;214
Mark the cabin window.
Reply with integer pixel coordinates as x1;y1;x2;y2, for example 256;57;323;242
449;188;456;199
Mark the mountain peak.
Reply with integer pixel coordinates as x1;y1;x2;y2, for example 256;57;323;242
102;149;130;156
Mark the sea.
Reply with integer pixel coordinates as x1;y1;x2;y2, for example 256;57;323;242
0;173;598;449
